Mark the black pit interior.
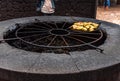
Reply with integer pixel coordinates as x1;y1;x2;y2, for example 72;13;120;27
4;21;107;54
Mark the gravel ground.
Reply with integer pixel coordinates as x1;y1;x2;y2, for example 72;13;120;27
97;5;120;25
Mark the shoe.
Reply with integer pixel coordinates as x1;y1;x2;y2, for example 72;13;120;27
36;7;41;12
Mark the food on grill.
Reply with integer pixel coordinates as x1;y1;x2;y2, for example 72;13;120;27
71;22;99;32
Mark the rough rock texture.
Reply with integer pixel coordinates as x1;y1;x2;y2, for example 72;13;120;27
0;0;38;21
0;16;120;81
0;0;97;21
54;0;97;18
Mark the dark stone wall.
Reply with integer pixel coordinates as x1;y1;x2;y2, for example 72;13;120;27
0;0;38;21
55;0;97;18
0;0;97;21
117;0;120;4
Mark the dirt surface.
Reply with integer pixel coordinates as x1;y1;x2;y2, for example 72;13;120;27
97;5;120;25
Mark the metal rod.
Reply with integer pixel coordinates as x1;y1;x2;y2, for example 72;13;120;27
0;38;20;42
31;35;52;43
0;34;43;42
87;44;104;53
52;22;58;29
34;19;59;29
67;36;85;44
17;30;48;34
61;36;69;46
42;22;54;29
62;21;67;29
71;34;98;40
31;24;50;30
17;34;42;39
67;36;104;53
23;28;47;31
47;36;56;46
70;31;101;35
48;22;58;28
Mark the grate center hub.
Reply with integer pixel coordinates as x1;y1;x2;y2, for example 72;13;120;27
50;29;70;36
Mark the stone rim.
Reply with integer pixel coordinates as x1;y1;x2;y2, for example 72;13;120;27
0;16;120;75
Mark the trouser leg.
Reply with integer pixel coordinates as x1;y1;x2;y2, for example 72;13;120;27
36;0;45;11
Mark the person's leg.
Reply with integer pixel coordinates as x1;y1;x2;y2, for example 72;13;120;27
36;0;40;11
51;0;55;9
104;0;110;10
104;0;107;8
107;0;110;7
40;0;45;8
104;1;107;9
37;0;41;7
36;0;45;11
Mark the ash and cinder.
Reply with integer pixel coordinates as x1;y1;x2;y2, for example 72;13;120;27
4;21;107;54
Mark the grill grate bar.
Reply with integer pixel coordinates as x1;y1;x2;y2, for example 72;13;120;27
70;31;101;35
51;22;59;29
66;36;86;44
0;34;47;42
71;34;98;40
31;24;51;30
0;34;44;42
42;22;54;29
31;35;52;43
88;44;104;53
62;22;67;29
47;36;57;46
60;36;69;46
0;38;19;43
23;28;47;31
17;30;48;34
67;36;104;53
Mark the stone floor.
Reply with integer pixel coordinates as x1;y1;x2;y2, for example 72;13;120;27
97;5;120;25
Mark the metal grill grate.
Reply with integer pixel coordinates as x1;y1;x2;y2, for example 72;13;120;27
3;19;106;53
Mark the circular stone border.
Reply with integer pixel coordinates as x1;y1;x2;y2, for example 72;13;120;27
0;16;120;81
